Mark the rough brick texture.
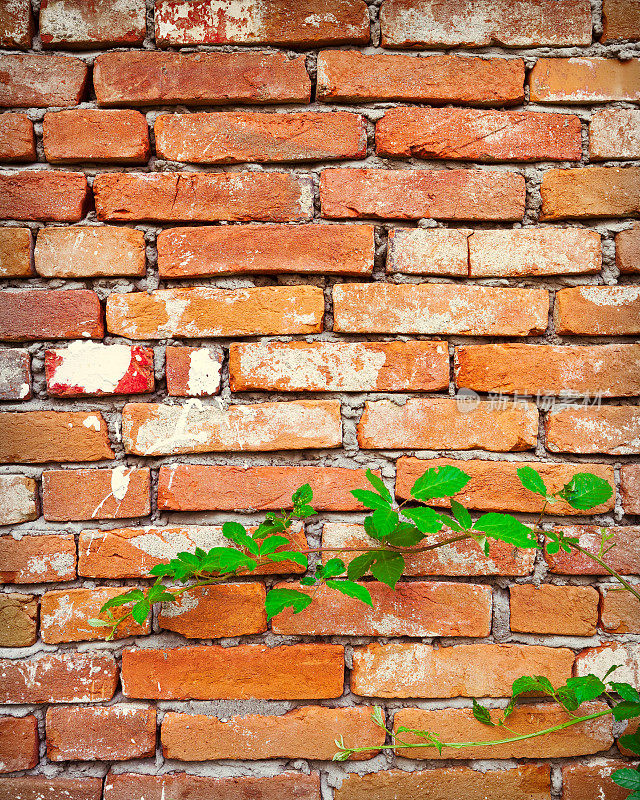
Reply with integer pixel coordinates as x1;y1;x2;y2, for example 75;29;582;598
34;226;146;278
0;113;35;162
0;593;37;647
0;716;39;773
41;467;150;521
0;533;75;582
0;172;89;221
0;228;33;277
0;54;87;107
43;110;150;164
0;411;113;463
39;0;146;48
0;475;38;525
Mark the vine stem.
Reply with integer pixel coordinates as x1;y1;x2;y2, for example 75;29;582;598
570;543;640;603
305;533;473;556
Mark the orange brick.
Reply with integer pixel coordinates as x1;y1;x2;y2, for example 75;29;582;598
0;0;32;49
622;464;640;514
46;343;154;397
602;0;640;41
530;58;640;102
510;585;599;636
230;341;449;392
546;405;640;455
574;642;640;686
542;166;640;219
46;706;155;762
563;761;635;800
40;0;145;47
165;346;222;396
351;642;573;698
0;716;38;773
43;110;149;163
0;778;102;800
601;589;640;634
0;172;89;222
42;467;150;521
122;644;344;700
556;286;640;334
0;474;38;526
35;226;146;278
0;54;87;107
157;223;374;278
0;113;34;162
161;706;383;761
590;109;640;160
455;343;640;397
0;228;33;278
333;284;548;335
317;51;525;105
617;226;640;273
386;228;469;276
545;525;640;575
0;289;103;341
0;350;31;401
0;593;37;647
0;534;75;583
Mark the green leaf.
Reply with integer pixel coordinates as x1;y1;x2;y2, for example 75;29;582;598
555;685;580;713
450;500;472;530
384;523;425;547
565;675;606;704
517;466;547;497
612;683;640;704
472;699;495;727
265;588;312;620
326;580;373;606
371;508;400;538
403;506;444;534
149;564;175;577
322;558;346;579
131;600;150;625
300;576;316;586
611;769;640;791
473;513;538;548
222;521;259;555
147;582;176;603
411;465;470;501
365;469;392;502
265;550;308;569
347;552;376;581
364;514;385;541
177;551;201;567
201;547;257;574
294;504;315;518
88;618;112;627
559;472;613;511
612;701;640;721
259;535;290;556
292;483;313;506
620;729;640;755
370;550;405;589
371;706;386;730
100;590;144;613
351;489;391;511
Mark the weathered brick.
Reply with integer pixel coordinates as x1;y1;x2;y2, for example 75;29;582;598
0;534;75;583
602;0;640;41
157;223;374;278
0;778;102;800
317;51;525;105
0;113;34;162
158;465;383;512
386;228;469;276
40;587;150;643
620;719;640;756
333;284;548;335
601;589;640;634
0;349;30;400
556;286;640;334
0;54;87;107
35;226;146;278
161;706;383;761
542;167;640;219
455;344;640;397
0;289;103;341
351;643;573;698
377;107;581;161
321;168;525;221
46;706;156;762
156;111;366;163
40;0;146;47
0;593;37;647
158;583;267;639
393;703;612;759
42;467;150;521
0;0;32;49
617;225;640;273
563;761;634;800
0;716;38;772
0;411;113;463
0;228;33;277
0;474;38;527
546;405;640;455
510;585;599;636
574;643;640;687
396;457;615;515
94;51;310;107
43;110;149;163
545;526;640;575
165;346;222;396
590;109;640;160
122;644;345;700
622;464;640;514
0;653;118;704
380;0;592;47
0;172;89;222
530;58;640;103
230;341;449;392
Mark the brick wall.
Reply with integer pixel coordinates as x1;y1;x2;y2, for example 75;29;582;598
0;0;639;798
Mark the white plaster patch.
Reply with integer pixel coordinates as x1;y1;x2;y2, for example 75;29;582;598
579;285;640;306
50;341;133;394
0;475;36;525
82;415;102;432
187;348;222;396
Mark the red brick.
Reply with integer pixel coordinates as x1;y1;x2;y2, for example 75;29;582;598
40;0;146;47
563;761;634;800
546;405;640;455
545;525;640;575
0;778;102;800
158;464;384;512
602;0;640;41
156;111;366;163
155;0;369;46
455;344;640;397
230;340;449;392
601;588;640;634
556;285;640;334
158;222;374;278
317;51;525;105
35;226;146;278
122;644;345;700
321;168;525;221
162;707;382;762
380;0;592;47
396;457;615;515
510;584;599;636
46;706;155;762
386;228;469;276
0;475;38;526
0;0;32;49
94;51;310;107
377;107;581;161
574;643;640;687
165;346;222;396
0;653;118;704
351;642;573;698
617;226;640;273
0;114;34;162
0;289;103;341
158;583;267;639
42;467;150;521
0;228;33;277
0;716;38;773
0;54;87;107
542;167;640;220
622;464;640;514
46;343;154;396
40;587;150;643
333;284;548;336
590;109;640;160
43;110;149;164
272;581;492;637
530;58;640;103
0;411;113;464
0;593;37;647
0;349;31;401
0;172;89;222
0;534;75;583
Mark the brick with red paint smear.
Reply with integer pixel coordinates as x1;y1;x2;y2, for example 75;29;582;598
556;286;640;335
0;593;37;647
376;107;582;161
0;778;103;800
317;51;525;105
563;761;635;800
617;226;640;273
0;54;87;107
396;457;616;515
510;585;599;636
43;110;150;164
155;0;370;46
0;716;38;773
94;51;311;107
0;349;31;400
165;346;222;396
622;464;640;514
0;653;118;704
158;464;383;512
0;290;103;341
590;109;640;160
46;706;156;762
545;526;640;575
574;643;640;687
46;342;154;397
321;168;525;221
0;114;34;162
40;0;146;47
40;587;150;644
542;166;640;219
455;344;640;397
546;405;640;455
161;706;383;761
0;534;75;583
122;644;345;700
156;111;366;164
351;642;573;698
601;588;640;634
386;228;470;276
0;0;32;49
0;475;38;527
0;172;89;222
380;0;592;47
602;0;640;41
42;467;151;521
0;228;33;278
35;226;146;278
530;58;640;103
